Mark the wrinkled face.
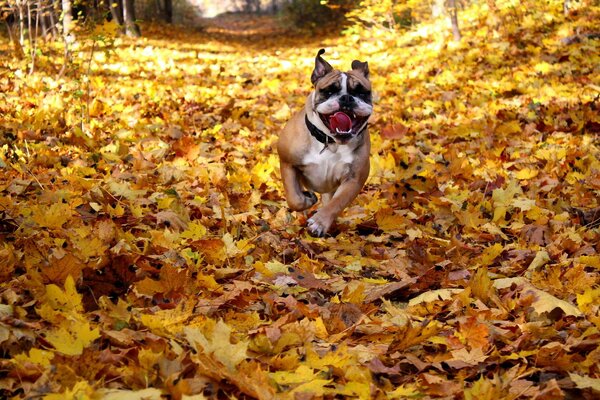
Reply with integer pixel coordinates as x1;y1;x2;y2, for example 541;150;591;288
310;50;373;142
313;70;372;140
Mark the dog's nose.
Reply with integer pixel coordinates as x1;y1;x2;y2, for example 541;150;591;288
339;94;354;108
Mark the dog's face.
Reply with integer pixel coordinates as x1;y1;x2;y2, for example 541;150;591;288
310;49;373;142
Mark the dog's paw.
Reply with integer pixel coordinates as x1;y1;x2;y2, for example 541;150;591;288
288;191;318;211
302;191;318;206
307;211;334;237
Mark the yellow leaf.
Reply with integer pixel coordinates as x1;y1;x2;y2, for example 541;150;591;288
223;233;254;257
106;203;125;217
569;373;600;392
577;287;600;312
13;348;54;367
526;287;582;317
107;180;147;200
534;62;552;74
495;120;521;135
470;266;495;303
45;322;100;356
88;98;105;117
97;388;163;400
408;289;462;307
480;243;503;266
31;203;72;229
375;208;407;232
526;250;550;277
44;275;82;313
512;198;537;211
464;375;502;400
388;384;420;399
291;379;332;396
450;347;487;366
185;319;248;372
157;196;176;210
180;221;207;241
140;301;195;336
271;364;320;385
92;20;119;37
306;345;354;370
405;227;423;240
314;317;328;340
337;381;371;398
515;167;539;180
43;381;96;400
578;255;600;269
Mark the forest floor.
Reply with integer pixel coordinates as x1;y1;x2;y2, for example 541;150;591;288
1;2;600;399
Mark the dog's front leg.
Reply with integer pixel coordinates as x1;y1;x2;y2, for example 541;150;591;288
280;161;318;211
307;178;363;237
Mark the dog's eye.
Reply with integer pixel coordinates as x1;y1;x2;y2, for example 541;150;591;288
351;85;371;101
322;85;340;96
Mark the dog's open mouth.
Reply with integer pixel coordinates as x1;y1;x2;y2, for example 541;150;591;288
319;111;369;139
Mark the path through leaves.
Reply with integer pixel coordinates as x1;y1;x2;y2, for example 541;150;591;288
1;3;600;399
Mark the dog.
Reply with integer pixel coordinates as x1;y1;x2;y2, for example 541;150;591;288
277;49;372;237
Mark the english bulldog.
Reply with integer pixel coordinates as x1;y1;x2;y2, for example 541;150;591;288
277;49;372;236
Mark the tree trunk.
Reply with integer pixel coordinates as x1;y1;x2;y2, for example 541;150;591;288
109;0;124;26
37;0;45;37
18;4;25;45
123;0;140;37
163;0;172;23
61;0;74;38
448;0;461;41
48;0;59;36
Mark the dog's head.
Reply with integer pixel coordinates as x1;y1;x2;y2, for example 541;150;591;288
310;49;372;142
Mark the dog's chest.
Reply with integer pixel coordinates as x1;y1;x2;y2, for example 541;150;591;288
300;144;355;193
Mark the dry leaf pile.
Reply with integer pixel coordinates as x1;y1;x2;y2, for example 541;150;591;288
0;2;599;399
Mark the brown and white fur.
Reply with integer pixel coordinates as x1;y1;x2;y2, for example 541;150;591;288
277;49;373;236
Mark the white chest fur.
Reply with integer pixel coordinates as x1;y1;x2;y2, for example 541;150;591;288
300;140;356;194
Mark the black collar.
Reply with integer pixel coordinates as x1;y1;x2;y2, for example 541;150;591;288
305;115;335;145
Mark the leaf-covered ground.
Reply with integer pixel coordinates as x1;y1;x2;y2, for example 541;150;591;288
1;2;600;399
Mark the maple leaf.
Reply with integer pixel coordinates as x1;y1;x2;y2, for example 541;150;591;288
45;322;100;356
185;319;248;372
96;388;164;400
140;301;195;336
31;203;73;230
381;122;410;139
43;275;83;313
464;375;503;400
457;316;490;350
447;347;488;368
569;373;600;393
408;288;462;307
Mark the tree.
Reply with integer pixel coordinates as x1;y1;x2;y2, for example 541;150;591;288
108;0;140;37
123;0;140;37
432;0;461;41
448;0;461;41
61;0;74;38
162;0;172;23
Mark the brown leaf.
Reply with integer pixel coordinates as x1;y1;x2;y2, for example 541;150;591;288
381;123;409;140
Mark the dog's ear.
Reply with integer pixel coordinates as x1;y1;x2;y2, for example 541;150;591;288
311;49;333;85
351;60;369;79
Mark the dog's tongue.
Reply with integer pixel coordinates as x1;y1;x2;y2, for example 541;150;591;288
330;112;352;133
